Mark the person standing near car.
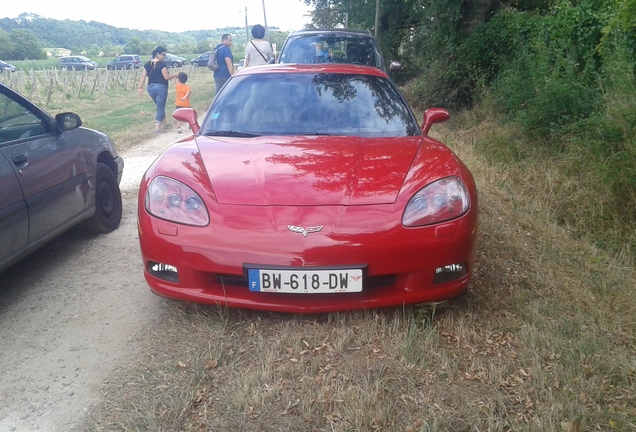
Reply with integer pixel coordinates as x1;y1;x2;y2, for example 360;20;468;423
244;24;274;67
137;46;179;133
174;72;191;133
213;34;234;94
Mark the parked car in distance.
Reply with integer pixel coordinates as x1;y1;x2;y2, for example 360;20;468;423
190;52;211;67
58;56;98;71
106;55;142;70
165;53;186;68
0;60;16;73
0;83;124;273
236;59;245;71
138;63;477;313
278;28;402;73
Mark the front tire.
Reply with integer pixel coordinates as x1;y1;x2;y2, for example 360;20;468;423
86;163;122;233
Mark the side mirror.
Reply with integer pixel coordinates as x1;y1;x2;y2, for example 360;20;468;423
55;112;82;131
173;108;200;135
389;61;403;72
421;108;450;135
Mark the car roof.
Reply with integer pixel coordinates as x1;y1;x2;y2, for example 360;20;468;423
287;28;375;38
233;63;388;78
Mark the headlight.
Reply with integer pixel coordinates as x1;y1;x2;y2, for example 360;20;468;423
145;176;210;226
402;176;470;227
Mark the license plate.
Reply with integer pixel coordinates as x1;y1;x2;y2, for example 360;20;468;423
248;268;363;294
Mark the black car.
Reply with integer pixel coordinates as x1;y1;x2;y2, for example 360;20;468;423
106;55;142;70
0;60;16;73
191;51;211;67
165;53;187;68
0;83;124;273
278;29;402;73
58;56;98;71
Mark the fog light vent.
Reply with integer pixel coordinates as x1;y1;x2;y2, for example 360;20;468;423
148;261;179;283
433;263;466;284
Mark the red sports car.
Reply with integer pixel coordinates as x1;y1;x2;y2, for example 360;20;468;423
137;63;478;313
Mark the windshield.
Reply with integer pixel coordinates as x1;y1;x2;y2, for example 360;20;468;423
201;72;420;138
279;35;384;70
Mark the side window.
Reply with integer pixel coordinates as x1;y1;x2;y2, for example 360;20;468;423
0;93;48;144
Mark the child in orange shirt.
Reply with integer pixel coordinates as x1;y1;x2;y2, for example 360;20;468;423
175;72;191;133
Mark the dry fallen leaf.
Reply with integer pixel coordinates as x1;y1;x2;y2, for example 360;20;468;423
560;420;581;432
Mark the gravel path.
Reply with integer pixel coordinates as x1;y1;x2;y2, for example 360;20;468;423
0;131;179;432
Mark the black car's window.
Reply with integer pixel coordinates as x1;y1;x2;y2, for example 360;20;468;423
0;92;48;143
202;73;419;138
280;35;383;70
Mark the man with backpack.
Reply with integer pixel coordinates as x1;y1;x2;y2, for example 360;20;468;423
210;34;234;94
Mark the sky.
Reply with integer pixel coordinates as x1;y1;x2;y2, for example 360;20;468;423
1;0;313;33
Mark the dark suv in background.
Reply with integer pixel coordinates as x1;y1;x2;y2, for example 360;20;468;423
0;60;16;73
278;29;402;73
106;55;142;70
58;56;98;71
190;51;211;67
165;53;186;68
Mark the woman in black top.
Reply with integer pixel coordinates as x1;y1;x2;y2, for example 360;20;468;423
138;46;179;132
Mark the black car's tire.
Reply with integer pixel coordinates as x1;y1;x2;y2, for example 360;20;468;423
107;65;114;70
172;62;179;68
86;163;122;233
61;66;67;71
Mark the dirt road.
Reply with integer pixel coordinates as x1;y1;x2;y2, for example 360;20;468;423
0;132;179;432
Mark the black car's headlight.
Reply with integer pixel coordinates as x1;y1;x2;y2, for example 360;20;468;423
402;176;470;227
145;176;210;226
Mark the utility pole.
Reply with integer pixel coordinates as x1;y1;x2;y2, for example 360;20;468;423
262;0;269;38
245;7;249;44
374;0;380;39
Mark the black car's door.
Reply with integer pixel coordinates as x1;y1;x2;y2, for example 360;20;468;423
0;89;92;245
0;151;28;263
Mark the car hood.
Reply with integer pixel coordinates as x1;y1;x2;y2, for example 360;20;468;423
196;135;422;206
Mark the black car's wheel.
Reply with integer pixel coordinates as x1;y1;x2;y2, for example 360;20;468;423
61;66;68;71
172;62;179;68
86;163;122;233
107;65;114;70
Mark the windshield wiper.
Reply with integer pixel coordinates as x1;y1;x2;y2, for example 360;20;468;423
204;130;262;138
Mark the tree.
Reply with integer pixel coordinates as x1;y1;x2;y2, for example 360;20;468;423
125;37;142;55
9;29;46;60
196;39;214;53
0;29;14;59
